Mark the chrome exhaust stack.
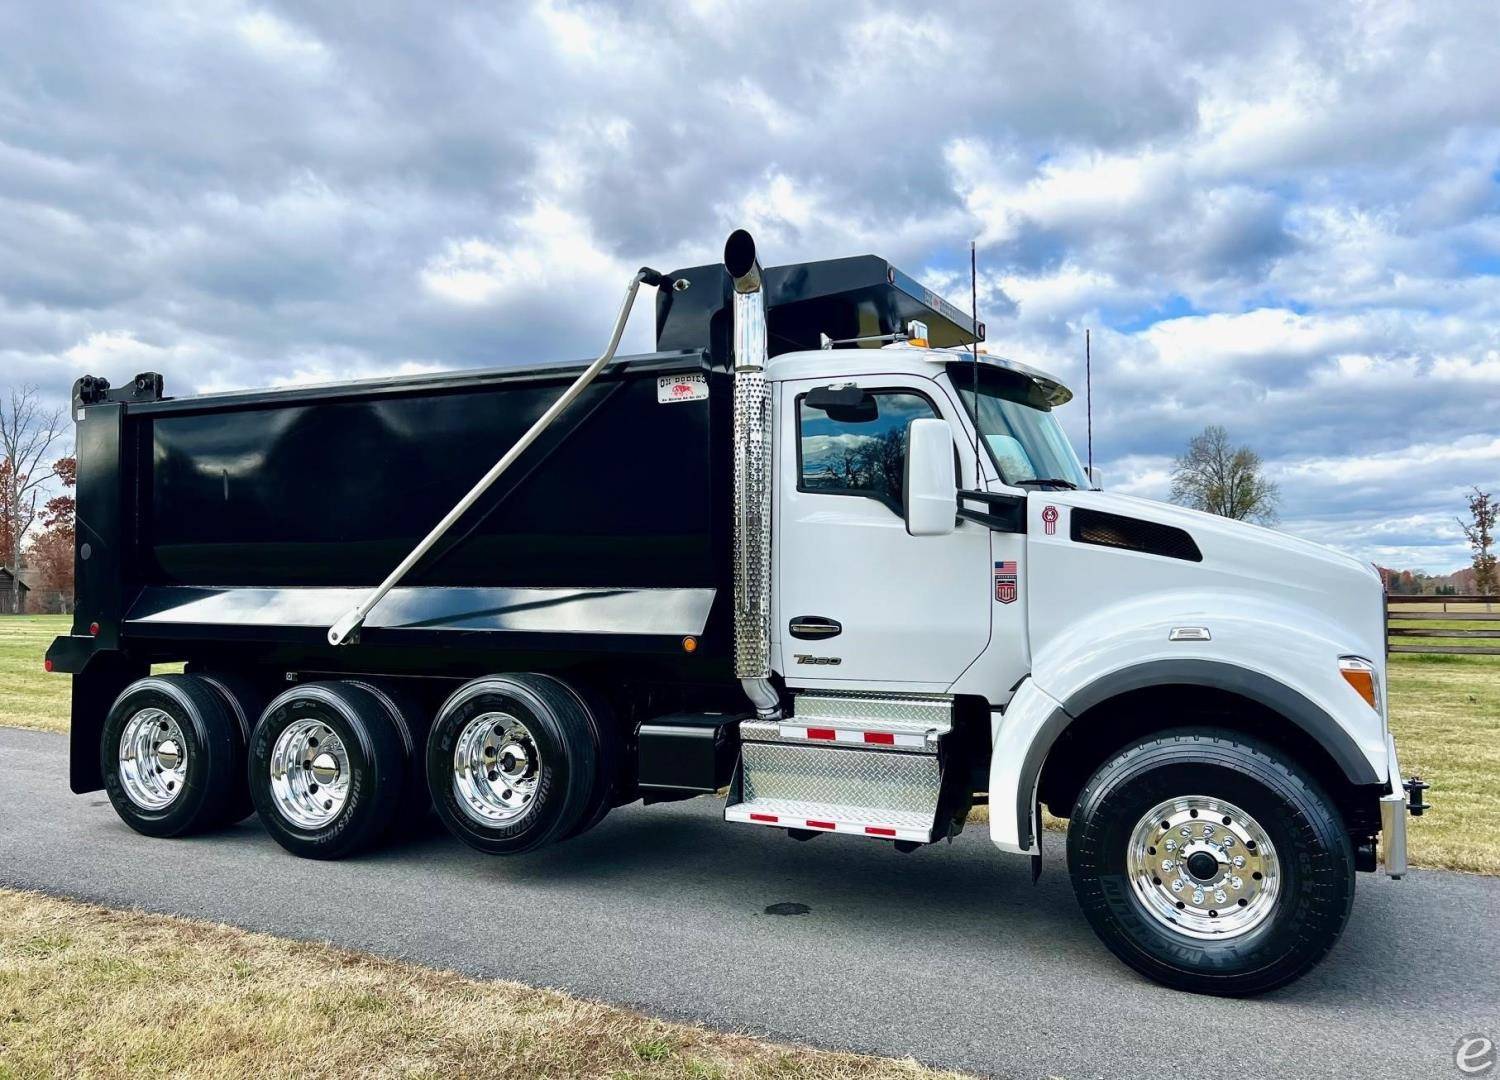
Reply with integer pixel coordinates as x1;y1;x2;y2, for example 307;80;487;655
724;230;781;721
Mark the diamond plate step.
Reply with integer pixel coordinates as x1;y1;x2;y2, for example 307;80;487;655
726;799;933;843
792;691;952;732
726;741;942;844
741;718;940;753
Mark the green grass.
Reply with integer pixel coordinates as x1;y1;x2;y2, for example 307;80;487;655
1385;653;1500;874
4;615;1497;874
0;615;74;733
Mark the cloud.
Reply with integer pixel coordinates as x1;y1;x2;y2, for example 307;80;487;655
0;0;1496;572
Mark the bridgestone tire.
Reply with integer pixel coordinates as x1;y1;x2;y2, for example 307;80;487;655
426;674;598;856
195;670;271;826
249;681;408;860
1067;728;1355;996
345;678;433;830
101;675;239;838
551;676;621;841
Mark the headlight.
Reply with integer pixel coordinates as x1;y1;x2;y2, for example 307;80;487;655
1338;656;1382;715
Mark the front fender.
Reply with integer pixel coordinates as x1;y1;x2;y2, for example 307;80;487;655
988;594;1388;855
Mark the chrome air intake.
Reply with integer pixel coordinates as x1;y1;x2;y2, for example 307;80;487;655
724;230;780;720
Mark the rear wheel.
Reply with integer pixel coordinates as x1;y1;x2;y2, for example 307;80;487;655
1067;728;1354;996
101;674;239;838
427;674;599;855
195;669;271;826
249;681;408;860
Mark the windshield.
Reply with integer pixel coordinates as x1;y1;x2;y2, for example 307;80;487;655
948;363;1089;489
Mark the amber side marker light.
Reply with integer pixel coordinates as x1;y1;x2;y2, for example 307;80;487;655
681;636;698;654
1339;656;1380;712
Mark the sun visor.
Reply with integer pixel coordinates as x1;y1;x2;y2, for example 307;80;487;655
655;255;983;361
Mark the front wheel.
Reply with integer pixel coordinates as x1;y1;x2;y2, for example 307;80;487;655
1067;729;1354;996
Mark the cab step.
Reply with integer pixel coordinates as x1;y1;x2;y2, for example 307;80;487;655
725;798;933;842
725;692;954;845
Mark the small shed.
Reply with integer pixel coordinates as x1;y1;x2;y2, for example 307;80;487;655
0;566;30;615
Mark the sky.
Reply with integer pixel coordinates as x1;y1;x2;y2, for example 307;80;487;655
1;0;1497;572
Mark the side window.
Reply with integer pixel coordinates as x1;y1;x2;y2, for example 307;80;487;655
798;390;939;510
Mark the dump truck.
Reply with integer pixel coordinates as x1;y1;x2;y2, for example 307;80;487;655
48;230;1425;995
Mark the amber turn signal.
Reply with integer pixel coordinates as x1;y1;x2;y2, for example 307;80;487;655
681;636;698;654
1338;656;1380;712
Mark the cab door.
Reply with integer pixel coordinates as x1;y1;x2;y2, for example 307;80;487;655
773;374;991;689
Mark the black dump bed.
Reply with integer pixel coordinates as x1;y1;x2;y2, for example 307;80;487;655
56;351;733;679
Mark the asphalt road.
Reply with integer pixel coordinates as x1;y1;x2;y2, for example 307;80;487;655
2;727;1494;1080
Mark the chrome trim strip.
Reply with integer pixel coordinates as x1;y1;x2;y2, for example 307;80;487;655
127;584;717;637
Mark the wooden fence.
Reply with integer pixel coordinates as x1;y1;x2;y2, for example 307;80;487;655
1387;594;1500;656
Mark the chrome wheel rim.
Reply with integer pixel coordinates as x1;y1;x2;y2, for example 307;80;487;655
118;708;188;811
453;712;541;827
1126;795;1280;940
268;719;351;829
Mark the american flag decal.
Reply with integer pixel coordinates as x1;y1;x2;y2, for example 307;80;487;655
994;560;1018;604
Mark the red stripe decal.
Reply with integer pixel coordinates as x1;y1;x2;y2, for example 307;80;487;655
863;732;895;745
806;819;837;830
750;813;779;823
806;727;836;741
865;826;897;837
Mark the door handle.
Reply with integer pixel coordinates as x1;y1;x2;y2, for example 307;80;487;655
789;616;842;640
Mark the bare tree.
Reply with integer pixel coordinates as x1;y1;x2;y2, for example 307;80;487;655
1170;424;1280;524
1460;486;1497;596
0;385;67;614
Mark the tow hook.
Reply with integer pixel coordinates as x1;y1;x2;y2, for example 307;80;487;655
1404;775;1430;816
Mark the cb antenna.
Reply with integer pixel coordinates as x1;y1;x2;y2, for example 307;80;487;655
1086;327;1093;478
971;240;981;486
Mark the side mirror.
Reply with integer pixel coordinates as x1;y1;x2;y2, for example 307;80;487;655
904;418;957;536
1086;466;1105;491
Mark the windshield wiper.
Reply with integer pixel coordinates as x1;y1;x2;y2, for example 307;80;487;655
1014;478;1078;490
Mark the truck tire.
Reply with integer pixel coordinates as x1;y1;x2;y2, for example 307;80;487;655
195;669;271;826
248;681;409;860
426;674;599;855
101;674;239;838
1067;728;1354;996
344;677;434;830
550;676;621;841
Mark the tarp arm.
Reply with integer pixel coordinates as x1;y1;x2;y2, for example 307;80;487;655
327;267;677;646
